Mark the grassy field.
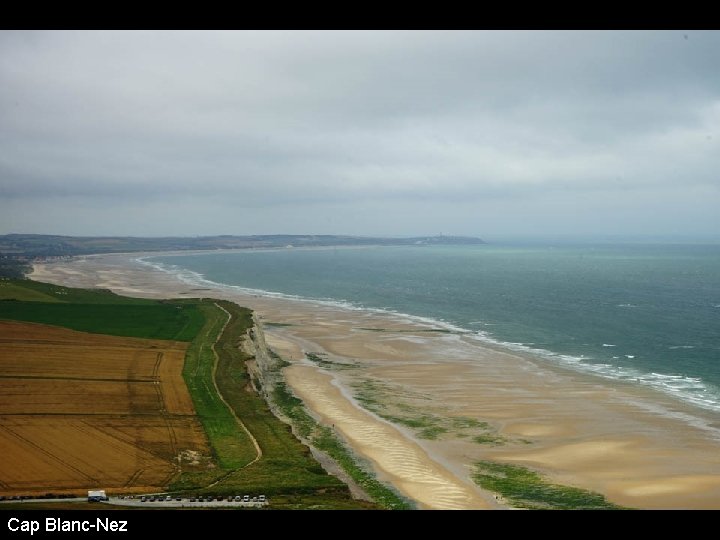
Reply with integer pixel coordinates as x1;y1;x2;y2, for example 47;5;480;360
0;279;157;304
0;280;63;302
0;279;204;341
177;302;257;469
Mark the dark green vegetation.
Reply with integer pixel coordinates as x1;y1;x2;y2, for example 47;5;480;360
0;279;204;341
0;256;30;279
472;433;508;445
305;352;357;371
472;461;624;510
271;381;412;509
171;300;378;509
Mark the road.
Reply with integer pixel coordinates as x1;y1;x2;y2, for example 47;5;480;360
0;496;268;508
104;496;267;508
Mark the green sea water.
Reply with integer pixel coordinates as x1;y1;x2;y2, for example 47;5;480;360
146;243;720;412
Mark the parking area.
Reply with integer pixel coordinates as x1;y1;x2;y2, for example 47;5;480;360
107;495;268;508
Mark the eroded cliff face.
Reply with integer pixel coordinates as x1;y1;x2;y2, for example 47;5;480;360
242;317;375;502
241;316;287;406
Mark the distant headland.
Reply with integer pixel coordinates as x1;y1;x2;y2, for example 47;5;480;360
0;234;486;278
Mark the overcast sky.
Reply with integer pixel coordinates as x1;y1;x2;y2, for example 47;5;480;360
1;30;718;239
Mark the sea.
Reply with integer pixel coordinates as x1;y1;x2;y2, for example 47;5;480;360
142;242;720;413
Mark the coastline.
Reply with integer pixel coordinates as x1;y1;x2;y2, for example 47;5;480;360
29;253;720;509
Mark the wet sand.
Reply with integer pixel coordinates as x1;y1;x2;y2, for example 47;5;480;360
29;253;720;509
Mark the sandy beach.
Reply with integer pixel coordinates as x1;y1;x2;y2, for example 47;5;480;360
29;253;720;509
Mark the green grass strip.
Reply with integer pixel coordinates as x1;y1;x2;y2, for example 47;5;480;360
180;302;257;469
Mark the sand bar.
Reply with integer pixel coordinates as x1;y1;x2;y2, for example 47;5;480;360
28;253;720;509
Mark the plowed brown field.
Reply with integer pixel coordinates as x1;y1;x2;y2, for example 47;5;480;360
0;320;210;495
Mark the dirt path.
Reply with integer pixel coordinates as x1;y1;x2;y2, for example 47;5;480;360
205;304;262;488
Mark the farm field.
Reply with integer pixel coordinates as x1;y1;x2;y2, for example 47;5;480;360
0;280;376;508
0;320;210;495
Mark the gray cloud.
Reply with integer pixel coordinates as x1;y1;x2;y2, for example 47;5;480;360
1;30;719;237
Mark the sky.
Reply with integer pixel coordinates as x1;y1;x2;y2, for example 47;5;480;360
1;30;718;240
